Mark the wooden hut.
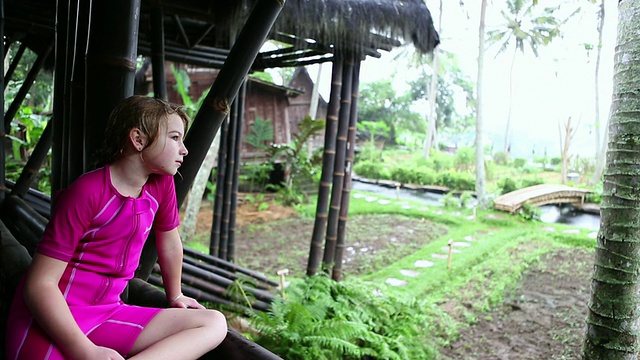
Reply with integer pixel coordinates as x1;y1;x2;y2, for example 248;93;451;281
1;0;439;358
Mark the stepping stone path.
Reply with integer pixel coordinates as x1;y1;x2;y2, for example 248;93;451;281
385;228;493;287
414;260;434;268
399;269;420;277
562;229;581;234
385;278;408;287
378;199;391;205
540;226;556;232
587;232;598;239
365;196;378;202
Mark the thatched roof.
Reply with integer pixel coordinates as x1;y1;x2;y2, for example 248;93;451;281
5;0;439;70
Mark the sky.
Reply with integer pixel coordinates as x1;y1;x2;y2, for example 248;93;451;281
297;0;619;161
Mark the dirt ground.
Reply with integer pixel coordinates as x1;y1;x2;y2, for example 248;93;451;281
194;201;593;359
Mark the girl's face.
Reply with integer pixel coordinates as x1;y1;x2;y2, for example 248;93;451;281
142;113;188;176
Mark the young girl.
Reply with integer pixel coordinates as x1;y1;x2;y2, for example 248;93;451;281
6;95;227;360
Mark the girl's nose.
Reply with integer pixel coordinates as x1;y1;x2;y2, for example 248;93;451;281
181;143;188;156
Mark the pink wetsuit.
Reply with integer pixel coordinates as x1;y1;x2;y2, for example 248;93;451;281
6;165;180;359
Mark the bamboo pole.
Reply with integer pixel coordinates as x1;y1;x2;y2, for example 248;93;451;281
210;117;229;256
322;53;354;271
183;246;278;286
51;0;71;192
219;97;239;260
4;42;52;130
84;0;140;172
150;1;168;100
182;255;274;291
68;0;89;182
0;195;47;255
0;0;5;205
10;119;52;198
228;81;246;262
4;41;26;89
306;53;343;276
332;60;361;281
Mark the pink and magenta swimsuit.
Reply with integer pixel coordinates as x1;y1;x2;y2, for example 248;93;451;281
6;165;180;359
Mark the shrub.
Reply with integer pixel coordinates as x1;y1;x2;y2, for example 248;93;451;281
513;158;527;168
248;275;451;360
353;160;389;180
436;171;475;191
497;177;519;195
493;151;510;166
521;177;544;188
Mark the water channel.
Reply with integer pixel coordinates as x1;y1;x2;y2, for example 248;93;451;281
351;179;601;231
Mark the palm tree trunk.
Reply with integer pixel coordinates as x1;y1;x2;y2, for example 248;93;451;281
322;53;354;271
591;0;606;185
306;54;343;276
583;1;640;357
423;0;442;158
475;0;488;209
332;60;360;281
503;48;517;154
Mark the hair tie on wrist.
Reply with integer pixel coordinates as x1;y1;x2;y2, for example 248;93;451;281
169;293;183;304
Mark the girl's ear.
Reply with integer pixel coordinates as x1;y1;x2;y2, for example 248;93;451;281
129;128;147;152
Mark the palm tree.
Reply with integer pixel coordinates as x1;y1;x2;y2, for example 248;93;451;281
487;0;567;154
582;0;640;358
475;0;489;209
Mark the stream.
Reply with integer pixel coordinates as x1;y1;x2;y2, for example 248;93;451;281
351;180;601;231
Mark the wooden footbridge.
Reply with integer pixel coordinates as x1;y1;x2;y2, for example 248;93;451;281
493;184;592;213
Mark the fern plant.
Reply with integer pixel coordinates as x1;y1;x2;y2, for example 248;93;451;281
247;274;454;359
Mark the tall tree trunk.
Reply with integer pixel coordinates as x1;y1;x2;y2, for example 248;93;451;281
475;0;488;209
559;117;575;184
308;63;323;120
423;0;442;158
503;48;517;154
307;54;343;276
583;1;640;357
591;0;606;185
180;132;220;242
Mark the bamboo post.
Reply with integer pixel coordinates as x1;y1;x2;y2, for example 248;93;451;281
150;2;168;100
228;81;246;262
84;0;141;172
219;97;239;260
210;117;229;256
276;269;288;299
447;239;454;269
4;41;26;89
322;52;354;272
306;54;343;276
332;59;361;282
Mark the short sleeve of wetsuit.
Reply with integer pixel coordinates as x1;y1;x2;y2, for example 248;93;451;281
152;174;180;232
36;170;102;262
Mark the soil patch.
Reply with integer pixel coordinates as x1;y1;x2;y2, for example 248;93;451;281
194;201;447;278
439;247;593;359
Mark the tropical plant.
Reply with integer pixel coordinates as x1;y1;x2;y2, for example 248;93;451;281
245;117;274;151
583;1;640;357
268;116;325;195
487;0;576;153
248;274;449;360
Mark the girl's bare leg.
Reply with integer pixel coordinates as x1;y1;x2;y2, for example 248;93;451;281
128;308;227;360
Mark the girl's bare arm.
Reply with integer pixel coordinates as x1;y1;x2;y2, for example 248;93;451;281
156;228;204;309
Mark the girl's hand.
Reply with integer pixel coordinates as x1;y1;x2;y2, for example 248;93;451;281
169;293;205;309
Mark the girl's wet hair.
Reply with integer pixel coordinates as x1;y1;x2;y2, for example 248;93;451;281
94;95;190;168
